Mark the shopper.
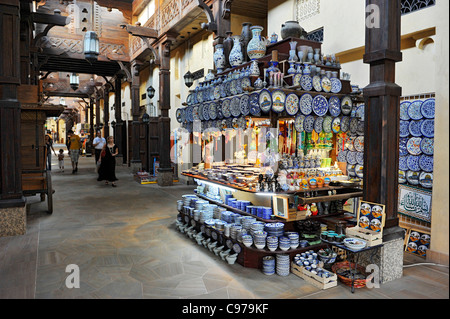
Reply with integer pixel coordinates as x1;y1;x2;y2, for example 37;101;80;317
57;149;65;172
97;136;119;187
67;129;82;174
93;130;106;171
44;134;56;170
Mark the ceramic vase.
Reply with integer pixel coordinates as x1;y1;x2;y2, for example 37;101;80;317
229;36;244;67
247;26;266;60
213;45;226;73
288;61;296;74
223;31;233;68
270;32;278;43
280;20;305;39
250;60;260;76
289;41;298;61
240;22;253;62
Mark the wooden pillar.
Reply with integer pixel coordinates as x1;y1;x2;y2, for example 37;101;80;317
87;96;94;156
363;0;402;230
114;75;124;163
0;0;26;236
130;60;142;172
103;85;110;137
95;94;100;129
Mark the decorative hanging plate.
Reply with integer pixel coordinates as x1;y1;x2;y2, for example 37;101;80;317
209;87;215;101
237;116;247;130
221;99;232;118
213;86;221;100
420;137;434;155
230;97;241;117
285;93;300;116
419;171;433;189
198;104;204;121
240;94;250;116
293;73;302;87
340;116;350;132
330;77;342;94
421;98;435;119
398;170;406;184
202;103;210;121
329;96;341;117
346;151;357;165
400;101;411;121
303;115;315;133
354;136;364;152
323;115;333;133
236;79;243;94
355;105;365;119
249;92;261;116
197;90;203;103
356;152;364;165
399;156;408;171
241;76;251;90
225;81;231;96
406;171;420;186
299;93;313;115
399;120;410;138
349;117;359;134
347;163;356;177
176;108;183;123
321;76;332;93
407;137;422;156
331;117;341;133
337;150;348;162
408;100;424;120
230;79;237;96
347;136;356;151
312;95;329;116
208;102;217;120
300;74;313;91
312;75;322;92
355;164;364;178
186;93;193;105
420;119;434;138
314;116;324;133
356;120;365;136
419;155;434;172
295;114;305;132
216;100;223;120
409;120;423;137
219;83;227;98
399;137;409;156
341;96;353;115
406;154;420;171
186;105;194;122
259;89;272;113
271;89;286;113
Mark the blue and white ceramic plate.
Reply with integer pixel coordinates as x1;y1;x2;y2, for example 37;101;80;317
187;93;194;105
355;164;364;179
400;101;411;121
408;100;424;120
209;102;217;120
399;156;408;171
409;120;423;137
329;96;341;117
271;89;286;113
188;105;195;122
293;73;302;87
357;120;365;136
331;78;342;94
259;89;272;113
399;120;410;138
240;94;250;116
285;93;299;116
202;103;210;121
312;95;329;116
340;116;350;132
407;137;422;156
331;117;341;133
312;75;322;92
237;116;247;130
249;93;261;116
304;115;315;133
197;90;203;103
230;79;237;96
349;117;359;134
347;136;356;151
232;243;242;254
355;105;365;119
176;108;183;123
230;97;241;117
354;136;364;152
321;76;332;93
323;116;333;133
356;152;364;165
421;98;435;119
241;77;252;90
420;119;434;138
337;150;348;162
341;96;353;115
213;86;221;100
299;93;313;115
399;138;409;156
346;151;357;165
406;155;420;171
398;170;406;184
221;99;232;118
419;171;433;189
406;171;420;186
300;75;313;91
198;104;204;121
420;138;434;155
220;83;227;98
236;79;243;94
419;155;434;172
295;114;305;132
314;116;324;133
347;164;356;177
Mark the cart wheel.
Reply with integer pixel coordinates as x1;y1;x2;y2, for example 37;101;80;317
46;171;53;214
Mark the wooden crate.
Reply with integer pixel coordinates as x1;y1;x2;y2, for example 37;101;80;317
291;262;338;289
346;226;383;246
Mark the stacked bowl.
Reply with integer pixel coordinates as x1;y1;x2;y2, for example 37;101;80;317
195;200;209;211
278;236;291;251
230;224;242;240
266;236;278;251
253;231;267;249
242;234;253;247
276;254;290;276
241;216;257;230
200;210;214;223
262;256;276;275
250;221;265;236
287;232;300;249
264;222;285;237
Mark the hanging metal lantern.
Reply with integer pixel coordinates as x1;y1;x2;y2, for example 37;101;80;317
83;31;99;63
184;71;194;88
69;73;79;91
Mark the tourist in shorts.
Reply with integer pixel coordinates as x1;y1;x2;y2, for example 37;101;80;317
67;130;82;174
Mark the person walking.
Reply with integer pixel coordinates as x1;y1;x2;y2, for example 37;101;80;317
45;133;56;170
67;129;82;174
57;149;65;172
92;130;106;172
97;136;119;187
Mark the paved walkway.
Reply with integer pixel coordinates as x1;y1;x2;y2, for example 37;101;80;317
0;146;448;299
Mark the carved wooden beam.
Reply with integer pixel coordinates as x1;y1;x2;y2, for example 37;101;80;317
197;0;217;33
121;23;160;65
32;10;70;46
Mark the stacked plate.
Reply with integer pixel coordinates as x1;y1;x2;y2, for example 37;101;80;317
182;195;197;207
200;210;214;223
276;254;290;276
262;256;276;276
279;236;291;251
261;207;273;219
241;216;257;230
220;211;233;223
215;220;226;233
253;231;267;249
264;222;285;237
213;206;226;219
195;200;209;211
266;236;278;251
343;238;367;250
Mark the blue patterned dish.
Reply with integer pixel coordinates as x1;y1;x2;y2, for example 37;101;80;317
406;171;420;186
230;97;241;117
399;156;408;171
271;89;286;113
241;77;252;90
421;98;435;119
408;120;423;137
230;79;237;96
398;170;406;184
198;104;204;121
321;76;332;93
354;136;364;152
407;137;422;156
259;89;272;113
330;78;342;94
406;155;420;171
399;101;411;120
340;116;350;132
221;99;231;118
419;155;433;172
285;93;299;116
356;152;364;165
186;93;193;106
312;75;322;92
349;117;359;134
327;96;340;117
176;108;183;123
220;83;227;98
408;100;423;120
304;115;315;133
399;120;410;138
312;95;329;116
213;85;221;100
399;138;409;156
295;114;305;132
356;120;364;135
293;73;302;87
323;116;333;133
420;138;434;155
249;92;261;116
341;96;353;115
420;119;434;138
346;151;357;165
299;93;313;115
300;75;313;91
331;117;341;133
202;103;210;120
314;116;324;133
337;150;348;162
419;171;433;189
236;79;243;94
187;105;194;122
355;105;365;119
209;102;217;120
240;94;250;116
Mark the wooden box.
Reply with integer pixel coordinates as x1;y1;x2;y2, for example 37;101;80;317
291;262;338;289
346;226;383;246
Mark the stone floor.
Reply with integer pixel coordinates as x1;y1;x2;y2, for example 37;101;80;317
0;145;448;299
